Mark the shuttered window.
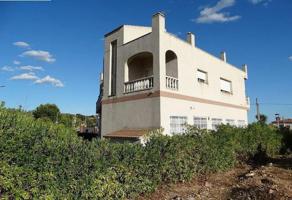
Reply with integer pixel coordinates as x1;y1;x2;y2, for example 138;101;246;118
220;78;232;93
197;70;207;83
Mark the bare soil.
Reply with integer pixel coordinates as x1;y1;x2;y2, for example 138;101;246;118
138;156;292;200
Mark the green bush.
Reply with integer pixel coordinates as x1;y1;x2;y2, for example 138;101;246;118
0;106;284;199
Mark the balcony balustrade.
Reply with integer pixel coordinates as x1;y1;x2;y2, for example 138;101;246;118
166;76;179;90
124;76;154;93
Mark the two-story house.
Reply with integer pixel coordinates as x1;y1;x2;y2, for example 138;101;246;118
97;13;249;141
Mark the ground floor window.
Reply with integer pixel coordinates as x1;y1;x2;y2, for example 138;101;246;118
193;117;207;129
226;119;235;126
170;116;188;134
212;118;222;130
238;120;246;128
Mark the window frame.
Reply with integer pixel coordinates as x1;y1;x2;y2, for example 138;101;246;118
211;118;223;130
193;116;208;129
220;78;232;94
226;119;235;126
237;120;246;128
170;116;188;135
197;69;208;84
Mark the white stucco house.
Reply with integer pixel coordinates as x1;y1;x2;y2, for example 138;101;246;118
97;12;249;141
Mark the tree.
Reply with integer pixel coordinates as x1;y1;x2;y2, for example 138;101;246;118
255;114;268;124
33;104;60;123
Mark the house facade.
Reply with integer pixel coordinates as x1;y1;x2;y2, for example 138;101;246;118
98;13;249;139
271;118;292;130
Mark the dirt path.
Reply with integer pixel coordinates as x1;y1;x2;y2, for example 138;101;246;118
138;157;292;200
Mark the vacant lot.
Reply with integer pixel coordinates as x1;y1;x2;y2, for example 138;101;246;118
139;156;292;200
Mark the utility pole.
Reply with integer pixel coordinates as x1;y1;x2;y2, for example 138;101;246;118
256;98;260;121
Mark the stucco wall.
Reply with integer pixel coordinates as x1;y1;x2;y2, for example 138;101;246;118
101;13;249;136
160;96;248;134
159;32;248;107
101;96;161;136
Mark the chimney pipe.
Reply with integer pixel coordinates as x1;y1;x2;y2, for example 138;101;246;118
152;12;165;34
100;72;104;82
187;32;195;47
220;51;227;62
242;64;248;80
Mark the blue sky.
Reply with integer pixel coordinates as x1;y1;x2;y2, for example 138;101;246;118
0;0;292;122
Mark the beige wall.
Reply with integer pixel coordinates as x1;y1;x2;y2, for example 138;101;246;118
101;13;249;137
160;96;248;134
102;97;161;135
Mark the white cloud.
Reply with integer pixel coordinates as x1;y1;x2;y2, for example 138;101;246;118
13;60;21;65
195;0;241;24
35;75;64;87
19;65;44;71
288;56;292;61
13;41;30;48
249;0;270;4
10;72;39;81
21;50;56;63
1;66;14;72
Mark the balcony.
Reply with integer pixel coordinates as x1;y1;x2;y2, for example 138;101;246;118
124;76;154;93
166;76;179;90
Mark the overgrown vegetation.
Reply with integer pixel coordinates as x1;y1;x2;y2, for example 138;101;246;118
0;106;287;199
32;103;96;129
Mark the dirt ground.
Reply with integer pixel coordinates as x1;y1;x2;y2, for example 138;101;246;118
138;156;292;200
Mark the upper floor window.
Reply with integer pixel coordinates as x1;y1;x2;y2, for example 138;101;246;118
220;78;232;94
212;118;222;130
170;116;187;135
197;69;208;84
194;117;207;129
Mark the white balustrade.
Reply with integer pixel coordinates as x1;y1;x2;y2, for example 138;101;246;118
166;76;179;90
124;76;154;93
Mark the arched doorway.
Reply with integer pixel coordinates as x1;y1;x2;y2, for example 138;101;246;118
165;50;178;90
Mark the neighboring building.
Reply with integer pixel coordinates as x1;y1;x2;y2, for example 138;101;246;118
97;13;249;141
271;118;292;130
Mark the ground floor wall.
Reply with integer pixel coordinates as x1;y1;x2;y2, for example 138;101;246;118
160;96;248;135
101;97;161;137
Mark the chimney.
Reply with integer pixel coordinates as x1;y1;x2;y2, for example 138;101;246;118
242;64;248;79
100;72;104;82
220;51;227;62
152;12;165;33
187;32;195;47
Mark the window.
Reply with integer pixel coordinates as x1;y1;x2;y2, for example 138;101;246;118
197;69;207;83
220;78;232;93
170;116;188;134
238;120;246;128
226;119;235;126
212;118;222;130
193;117;208;129
110;40;117;96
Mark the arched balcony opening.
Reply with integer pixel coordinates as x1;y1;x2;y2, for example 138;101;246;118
165;50;179;90
124;52;154;93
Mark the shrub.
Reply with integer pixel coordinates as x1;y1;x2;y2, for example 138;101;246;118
0;106;284;199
